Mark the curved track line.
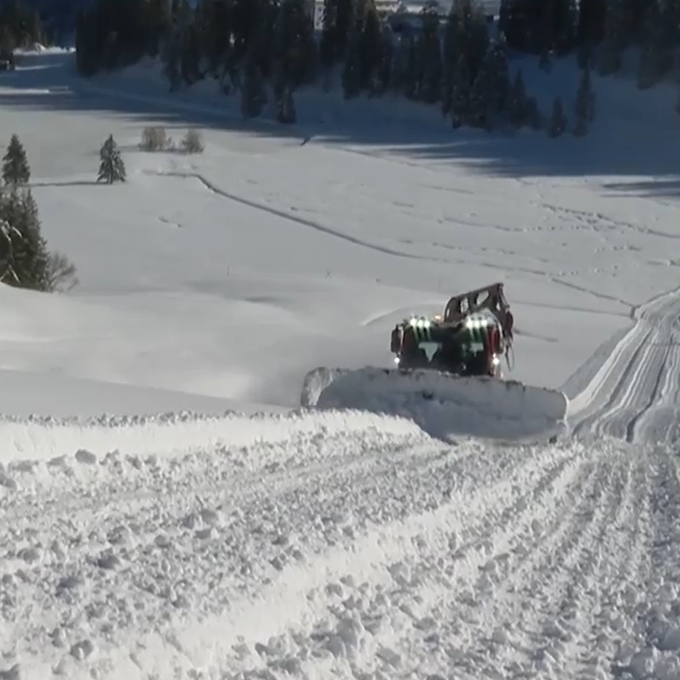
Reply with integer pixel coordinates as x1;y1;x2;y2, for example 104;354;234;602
143;169;443;263
569;285;680;447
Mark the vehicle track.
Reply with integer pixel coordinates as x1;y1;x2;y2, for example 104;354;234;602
0;425;580;679
283;442;651;680
570;285;680;447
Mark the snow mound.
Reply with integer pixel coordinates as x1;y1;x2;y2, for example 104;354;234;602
305;366;569;441
0;407;425;465
300;366;352;407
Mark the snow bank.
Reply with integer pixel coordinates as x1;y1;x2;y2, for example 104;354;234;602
0;408;424;465
300;366;352;407
305;366;569;440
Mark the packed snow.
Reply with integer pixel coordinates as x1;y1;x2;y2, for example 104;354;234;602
1;48;680;680
303;366;569;440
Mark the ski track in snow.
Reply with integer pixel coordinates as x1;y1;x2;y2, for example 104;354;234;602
4;413;679;680
142;169;439;264
569;284;680;447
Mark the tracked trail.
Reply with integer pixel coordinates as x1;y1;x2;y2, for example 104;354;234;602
0;414;667;680
570;286;680;447
247;441;654;680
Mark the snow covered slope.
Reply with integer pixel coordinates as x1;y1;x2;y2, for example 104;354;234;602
2;47;680;680
3;408;680;680
2;49;680;419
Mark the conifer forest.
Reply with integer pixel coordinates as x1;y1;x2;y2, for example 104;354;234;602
0;0;677;130
66;0;678;131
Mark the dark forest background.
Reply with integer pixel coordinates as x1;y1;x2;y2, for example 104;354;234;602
0;0;675;131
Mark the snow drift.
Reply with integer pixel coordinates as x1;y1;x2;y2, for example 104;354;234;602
302;366;569;441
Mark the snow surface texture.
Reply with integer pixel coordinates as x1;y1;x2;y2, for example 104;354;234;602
2;49;680;680
302;366;569;441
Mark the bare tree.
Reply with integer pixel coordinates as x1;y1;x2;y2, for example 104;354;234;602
181;129;204;154
46;251;79;292
140;126;168;151
0;217;22;285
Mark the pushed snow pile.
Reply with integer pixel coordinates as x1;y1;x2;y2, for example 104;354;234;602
0;407;426;465
308;366;569;441
300;366;352;407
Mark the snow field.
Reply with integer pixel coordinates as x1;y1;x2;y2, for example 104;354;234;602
3;50;680;416
3;424;676;679
1;48;680;680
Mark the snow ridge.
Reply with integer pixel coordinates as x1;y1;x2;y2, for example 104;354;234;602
303;365;569;441
0;408;424;464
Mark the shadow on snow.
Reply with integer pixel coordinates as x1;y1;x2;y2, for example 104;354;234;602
1;50;680;198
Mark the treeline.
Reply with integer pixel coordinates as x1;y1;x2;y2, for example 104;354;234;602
0;0;46;50
72;0;678;131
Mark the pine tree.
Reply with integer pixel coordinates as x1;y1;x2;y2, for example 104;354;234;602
637;0;671;90
575;64;595;128
2;135;30;186
500;0;533;51
416;1;443;103
467;49;495;129
97;135;127;184
162;38;183;91
599;0;626;75
391;33;419;100
548;0;577;55
14;189;50;290
319;0;354;68
450;56;472;128
441;0;489;128
573;113;588;136
548;96;567;137
0;187;50;291
360;0;383;92
319;0;339;71
573;70;589;136
371;25;394;95
489;39;511;115
179;26;202;87
272;0;317;93
147;0;172;58
577;41;593;69
276;85;297;123
526;96;541;129
0;214;22;286
341;0;382;99
341;30;363;99
441;9;458;118
577;0;606;47
240;61;268;118
271;0;314;120
508;68;528;127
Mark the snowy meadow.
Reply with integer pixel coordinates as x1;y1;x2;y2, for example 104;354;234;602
1;46;680;680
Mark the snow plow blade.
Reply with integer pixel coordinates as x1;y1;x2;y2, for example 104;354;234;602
301;366;568;442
